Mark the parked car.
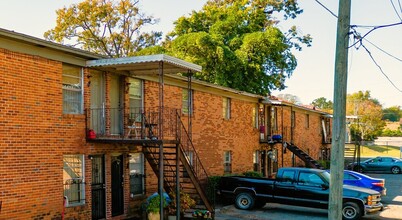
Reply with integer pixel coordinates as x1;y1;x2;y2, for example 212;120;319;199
347;156;402;174
218;167;383;220
327;170;386;195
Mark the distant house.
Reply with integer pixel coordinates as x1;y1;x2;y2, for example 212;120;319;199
0;28;332;219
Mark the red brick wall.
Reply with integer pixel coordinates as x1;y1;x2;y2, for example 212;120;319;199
0;49;90;219
143;81;260;176
273;105;326;168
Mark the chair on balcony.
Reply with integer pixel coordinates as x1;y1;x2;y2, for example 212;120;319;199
126;113;143;139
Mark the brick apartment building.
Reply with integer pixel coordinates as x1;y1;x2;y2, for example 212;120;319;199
0;28;332;219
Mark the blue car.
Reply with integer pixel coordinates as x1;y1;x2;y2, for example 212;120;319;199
327;170;386;195
347;156;402;174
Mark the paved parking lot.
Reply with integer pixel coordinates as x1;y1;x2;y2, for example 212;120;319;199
214;173;402;220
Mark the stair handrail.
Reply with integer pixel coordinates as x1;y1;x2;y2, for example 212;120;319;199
176;111;213;211
142;143;180;193
284;142;324;169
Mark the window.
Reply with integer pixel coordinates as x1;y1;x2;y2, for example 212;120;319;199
291;111;296;128
253;151;259;171
344;173;359;180
185;151;194;166
222;97;231;119
305;114;309;128
297;172;325;187
182;89;193;115
129;78;143;111
252;105;259;128
223;151;232;173
62;64;83;114
272;107;278;131
129;153;144;196
281;170;295;183
63;155;85;206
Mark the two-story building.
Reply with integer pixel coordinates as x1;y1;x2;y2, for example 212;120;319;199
0;28;331;220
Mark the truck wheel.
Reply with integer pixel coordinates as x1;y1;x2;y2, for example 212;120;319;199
342;202;362;220
391;166;400;174
235;192;255;210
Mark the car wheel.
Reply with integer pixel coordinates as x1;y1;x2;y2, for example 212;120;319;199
353;165;364;173
391;166;401;174
342;202;362;220
235;192;255;210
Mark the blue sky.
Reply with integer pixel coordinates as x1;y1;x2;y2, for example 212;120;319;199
0;0;401;108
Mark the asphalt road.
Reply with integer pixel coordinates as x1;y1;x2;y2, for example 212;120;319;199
214;173;402;220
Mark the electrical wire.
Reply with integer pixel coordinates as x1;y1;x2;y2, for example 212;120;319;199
390;0;402;21
314;0;338;18
349;22;402;48
364;39;402;62
361;44;402;93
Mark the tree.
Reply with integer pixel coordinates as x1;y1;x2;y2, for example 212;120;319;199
346;91;385;141
311;97;333;111
382;106;401;122
141;0;311;95
277;94;301;104
44;0;162;57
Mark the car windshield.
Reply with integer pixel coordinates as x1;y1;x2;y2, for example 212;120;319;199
321;171;331;182
363;158;376;163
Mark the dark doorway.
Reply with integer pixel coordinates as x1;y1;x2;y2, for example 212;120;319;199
111;155;124;216
91;155;106;220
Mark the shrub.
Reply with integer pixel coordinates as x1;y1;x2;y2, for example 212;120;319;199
243;171;263;177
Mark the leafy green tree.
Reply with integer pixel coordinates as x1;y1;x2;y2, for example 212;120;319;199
311;97;333;111
44;0;161;57
346;91;385;141
382;106;401;122
381;129;402;137
147;0;312;95
277;94;301;104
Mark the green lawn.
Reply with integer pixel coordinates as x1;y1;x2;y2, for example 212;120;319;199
346;144;401;158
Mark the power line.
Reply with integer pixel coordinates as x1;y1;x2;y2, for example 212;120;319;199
364;39;402;62
349;22;402;48
314;0;338;18
390;0;402;21
361;44;402;93
399;0;402;14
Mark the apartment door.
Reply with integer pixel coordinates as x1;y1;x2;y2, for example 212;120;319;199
111;155;124;216
110;75;122;135
90;71;105;135
91;155;106;220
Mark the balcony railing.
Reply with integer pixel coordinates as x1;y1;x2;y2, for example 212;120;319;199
85;107;179;141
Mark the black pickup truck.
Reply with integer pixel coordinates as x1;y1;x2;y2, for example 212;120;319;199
218;167;383;220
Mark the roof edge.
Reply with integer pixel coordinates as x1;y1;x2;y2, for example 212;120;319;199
0;28;105;60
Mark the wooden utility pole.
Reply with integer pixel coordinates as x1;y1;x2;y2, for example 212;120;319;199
329;0;351;219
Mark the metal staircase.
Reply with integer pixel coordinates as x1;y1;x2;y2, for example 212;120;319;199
142;111;214;214
284;142;324;169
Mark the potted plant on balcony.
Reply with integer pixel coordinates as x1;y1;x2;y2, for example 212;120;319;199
167;191;196;220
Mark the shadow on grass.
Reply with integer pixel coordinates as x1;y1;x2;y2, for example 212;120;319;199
364;145;400;154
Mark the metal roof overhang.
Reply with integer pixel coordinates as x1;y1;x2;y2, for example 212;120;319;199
86;54;202;75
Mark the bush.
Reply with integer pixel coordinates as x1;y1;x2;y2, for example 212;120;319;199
243;171;263;177
206;176;222;205
318;160;330;169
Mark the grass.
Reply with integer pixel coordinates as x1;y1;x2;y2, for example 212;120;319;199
345;144;401;157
